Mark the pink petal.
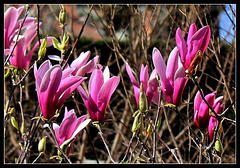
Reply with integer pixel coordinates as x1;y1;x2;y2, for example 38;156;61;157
186;25;211;66
89;69;104;104
39;65;62;119
175;28;187;67
140;64;149;92
55;76;86;110
71;51;91;75
166;47;179;86
98;76;120;113
187;23;197;46
9;37;25;69
59;111;77;142
126;63;140;106
75;56;99;76
53;123;60;144
172;65;188;106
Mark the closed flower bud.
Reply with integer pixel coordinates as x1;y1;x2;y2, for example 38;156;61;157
132;112;142;134
215;138;223;157
61;33;69;52
139;83;148;111
11;116;18;130
59;5;67;28
38;37;48;60
38;136;47;153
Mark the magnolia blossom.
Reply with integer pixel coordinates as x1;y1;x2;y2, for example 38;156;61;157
194;90;224;133
77;67;120;122
4;6;36;49
53;107;91;155
4;6;55;70
70;51;102;76
34;60;86;120
152;47;188;106
176;23;211;70
126;63;159;108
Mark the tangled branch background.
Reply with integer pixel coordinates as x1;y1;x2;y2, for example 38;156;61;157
4;4;236;164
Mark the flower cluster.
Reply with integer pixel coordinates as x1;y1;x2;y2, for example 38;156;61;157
194;90;224;141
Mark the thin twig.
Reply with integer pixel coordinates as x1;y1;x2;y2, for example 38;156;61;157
62;5;94;69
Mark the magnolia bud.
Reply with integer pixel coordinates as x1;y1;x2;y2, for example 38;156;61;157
61;33;69;52
38;37;48;60
132;112;142;134
139;83;148;111
57;137;75;156
215;138;223;157
59;5;67;28
38;136;47;153
11;116;18;130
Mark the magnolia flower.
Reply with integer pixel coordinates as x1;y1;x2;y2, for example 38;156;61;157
4;6;36;49
70;51;102;76
152;47;188;106
34;60;86;120
126;63;159;108
194;90;224;131
77;67;120;122
175;23;211;72
53;107;91;155
208;96;224;141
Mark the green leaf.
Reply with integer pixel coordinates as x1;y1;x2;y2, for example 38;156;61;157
52;38;61;51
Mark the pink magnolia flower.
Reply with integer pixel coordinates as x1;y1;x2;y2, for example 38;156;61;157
34;60;86;120
77;67;120;122
53;107;91;155
208;96;224;141
4;6;36;49
152;47;188;106
175;23;211;70
69;51;102;76
126;63;159;108
193;90;222;130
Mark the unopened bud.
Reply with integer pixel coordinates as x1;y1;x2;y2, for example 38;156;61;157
215;138;223;157
132;112;141;134
57;137;75;156
11;116;18;130
38;136;47;153
139;83;148;111
38;37;48;60
59;5;67;28
61;33;69;53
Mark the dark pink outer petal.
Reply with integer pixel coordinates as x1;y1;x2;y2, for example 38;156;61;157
196;92;215;130
39;65;62;119
187;23;197;46
126;63;140;106
9;37;26;69
208;102;223;142
89;69;104;104
175;28;187;67
55;76;86;110
98;76;120;113
186;25;211;68
172;64;188;106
